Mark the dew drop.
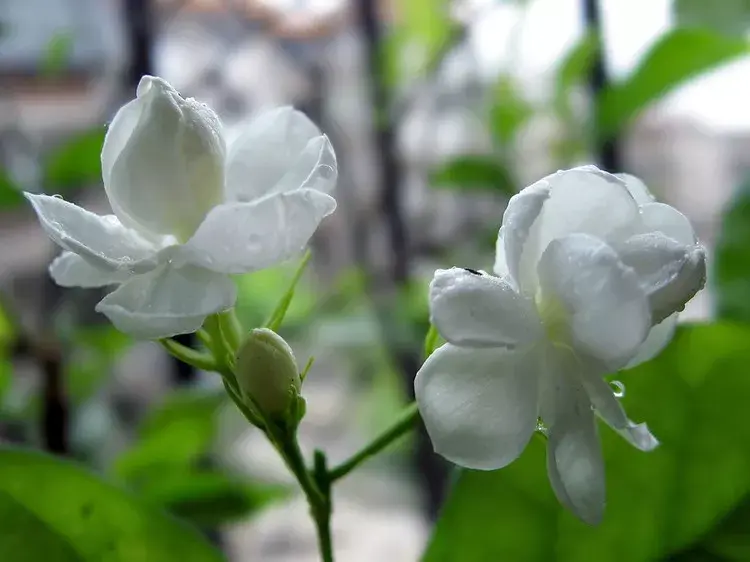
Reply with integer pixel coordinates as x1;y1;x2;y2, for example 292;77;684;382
535;419;549;437
610;380;625;398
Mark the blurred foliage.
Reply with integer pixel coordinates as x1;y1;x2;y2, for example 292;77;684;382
0;448;223;562
44;128;106;191
41;32;73;77
715;174;750;323
674;0;750;37
490;76;533;148
598;28;748;136
430;156;515;195
65;327;131;404
425;323;750;561
0;168;24;209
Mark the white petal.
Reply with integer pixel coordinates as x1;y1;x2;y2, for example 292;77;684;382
580;369;659;452
182;189;336;274
104;76;225;240
616;173;655;205
640;202;696;245
540;353;605;525
415;343;540;470
500;179;550;291
429;268;541;347
493;229;509;277
625;314;678;369
537;233;651;370
517;166;640;293
95;264;236;339
25;193;159;272
225;107;328;202
50;252;132;288
616;233;706;324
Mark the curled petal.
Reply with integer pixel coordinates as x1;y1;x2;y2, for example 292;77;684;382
225;107;330;202
95;265;236;339
50;252;132;288
581;370;659;452
24;193;159;273
540;353;605;525
515;166;641;293
640;202;696;245
616;232;706;324
493;230;509;277
537;233;651;370
415;343;540;471
429;268;541;347
626;314;678;369
103;76;225;240
182;189;336;274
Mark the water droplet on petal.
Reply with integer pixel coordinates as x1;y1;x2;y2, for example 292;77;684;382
610;380;625;398
535;419;549;437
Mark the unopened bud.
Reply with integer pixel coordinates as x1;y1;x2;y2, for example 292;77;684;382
235;328;301;420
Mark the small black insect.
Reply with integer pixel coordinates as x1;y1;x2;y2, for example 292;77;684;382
463;268;482;276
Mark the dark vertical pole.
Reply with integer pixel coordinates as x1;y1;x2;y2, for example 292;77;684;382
583;0;620;172
354;0;448;518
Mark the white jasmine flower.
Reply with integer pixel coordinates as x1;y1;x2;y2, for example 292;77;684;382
26;76;337;339
415;166;705;524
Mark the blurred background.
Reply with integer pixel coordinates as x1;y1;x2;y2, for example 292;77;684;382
2;0;750;560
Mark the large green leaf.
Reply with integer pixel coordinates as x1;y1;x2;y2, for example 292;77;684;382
44;128;105;190
0;448;223;562
431;155;515;195
675;0;750;37
598;29;747;136
715;175;750;323
423;323;750;562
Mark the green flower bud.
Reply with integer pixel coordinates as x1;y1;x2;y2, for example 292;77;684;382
235;328;301;420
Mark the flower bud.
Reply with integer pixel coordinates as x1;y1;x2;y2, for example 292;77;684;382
235;328;301;420
102;75;225;242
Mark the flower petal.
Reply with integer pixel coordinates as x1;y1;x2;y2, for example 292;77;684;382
415;343;540;470
225;107;328;202
104;76;225;240
500;179;550;291
517;166;640;293
617;233;706;324
625;314;678;369
537;233;651;370
429;268;542;347
50;252;132;288
580;369;659;452
493;229;509;277
182;189;336;274
616;173;655;205
540;353;605;525
640;202;697;246
24;193;159;272
95;264;236;339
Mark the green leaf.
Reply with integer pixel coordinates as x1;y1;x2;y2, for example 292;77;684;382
431;156;515;196
598;29;747;136
41;32;73;77
0;448;223;562
66;327;132;403
114;389;224;481
489;76;533;147
555;33;598;115
675;0;750;37
44;128;105;190
139;470;287;528
0;167;24;209
424;323;750;562
715;175;750;323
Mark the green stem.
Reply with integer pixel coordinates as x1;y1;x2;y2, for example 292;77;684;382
328;402;420;482
159;338;218;372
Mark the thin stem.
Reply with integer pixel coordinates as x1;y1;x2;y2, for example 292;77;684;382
329;402;420;482
159;338;219;372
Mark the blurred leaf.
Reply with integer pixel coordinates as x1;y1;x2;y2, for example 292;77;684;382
699;496;750;560
424;323;750;562
598;29;747;136
0;300;15;348
402;0;454;73
114;389;224;481
0;167;25;209
41;32;73;77
44;128;105;190
675;0;750;37
490;76;533;147
431;156;515;195
715;175;750;323
66;327;132;403
140;470;287;528
0;448;223;562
